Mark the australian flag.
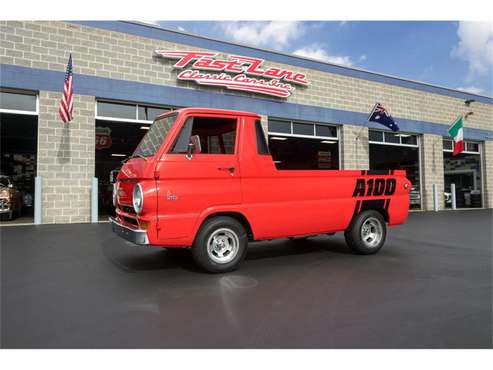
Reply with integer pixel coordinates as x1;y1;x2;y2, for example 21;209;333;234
368;103;399;131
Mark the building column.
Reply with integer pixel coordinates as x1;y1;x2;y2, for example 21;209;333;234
37;91;95;224
483;140;493;209
341;124;369;170
421;134;444;211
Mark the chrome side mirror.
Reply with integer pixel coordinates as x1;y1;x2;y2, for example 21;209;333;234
186;135;201;160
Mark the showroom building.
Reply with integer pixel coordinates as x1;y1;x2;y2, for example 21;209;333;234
0;20;492;225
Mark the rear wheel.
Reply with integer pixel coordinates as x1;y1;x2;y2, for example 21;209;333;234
344;210;386;254
192;216;248;273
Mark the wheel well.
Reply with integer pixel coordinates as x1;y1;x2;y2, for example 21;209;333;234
202;212;254;241
352;207;389;224
372;208;389;223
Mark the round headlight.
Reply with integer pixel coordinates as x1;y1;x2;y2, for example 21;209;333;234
132;183;144;214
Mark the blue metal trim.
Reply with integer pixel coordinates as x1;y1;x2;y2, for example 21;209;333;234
68;20;493;105
2;63;492;141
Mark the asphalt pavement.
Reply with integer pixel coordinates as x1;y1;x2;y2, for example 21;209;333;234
1;210;491;348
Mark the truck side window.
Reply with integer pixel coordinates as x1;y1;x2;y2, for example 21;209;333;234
171;116;237;154
171;117;193;153
255;120;269;155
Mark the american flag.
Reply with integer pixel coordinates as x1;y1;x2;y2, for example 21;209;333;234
59;54;74;123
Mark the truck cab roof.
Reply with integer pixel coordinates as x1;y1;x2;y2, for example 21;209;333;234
156;107;262;121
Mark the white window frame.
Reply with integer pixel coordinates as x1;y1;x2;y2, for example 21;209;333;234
442;138;481;155
268;118;339;140
95;99;175;124
267;118;341;169
0;89;39;116
442;139;484;208
369;129;423;210
368;129;419;148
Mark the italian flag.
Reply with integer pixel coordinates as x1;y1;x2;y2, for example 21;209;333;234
448;116;464;156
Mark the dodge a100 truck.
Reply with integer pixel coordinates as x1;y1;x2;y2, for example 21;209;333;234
110;108;411;272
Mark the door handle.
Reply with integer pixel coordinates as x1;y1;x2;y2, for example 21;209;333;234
218;166;235;175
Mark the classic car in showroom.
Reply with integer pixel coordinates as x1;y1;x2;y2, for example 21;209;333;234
0;175;23;220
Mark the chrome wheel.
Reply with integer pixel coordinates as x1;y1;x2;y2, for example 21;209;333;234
360;217;383;248
206;228;240;264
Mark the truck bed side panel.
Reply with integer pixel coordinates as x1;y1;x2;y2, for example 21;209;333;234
241;170;359;239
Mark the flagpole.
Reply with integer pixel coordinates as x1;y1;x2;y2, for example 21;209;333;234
367;102;379;121
449;115;462;130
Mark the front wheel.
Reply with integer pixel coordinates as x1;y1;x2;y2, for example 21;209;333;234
344;210;387;254
192;216;248;273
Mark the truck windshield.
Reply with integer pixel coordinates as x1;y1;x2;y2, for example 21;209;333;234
133;113;177;157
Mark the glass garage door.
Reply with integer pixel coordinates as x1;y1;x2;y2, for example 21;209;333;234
369;130;422;210
94;100;179;218
443;139;483;209
0;90;38;224
267;118;340;170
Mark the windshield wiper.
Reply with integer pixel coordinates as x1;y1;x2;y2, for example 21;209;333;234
121;153;148;164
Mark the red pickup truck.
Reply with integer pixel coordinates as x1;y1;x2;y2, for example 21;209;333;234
110;108;410;272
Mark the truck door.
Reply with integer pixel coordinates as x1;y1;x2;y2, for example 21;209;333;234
155;114;242;241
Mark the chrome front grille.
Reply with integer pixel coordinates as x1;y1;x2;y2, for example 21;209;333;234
0;199;10;211
120;205;136;215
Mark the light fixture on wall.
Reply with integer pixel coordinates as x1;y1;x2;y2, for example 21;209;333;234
140;126;150;130
270;136;288;141
111;153;126;157
320;140;337;144
464;99;475;106
464;112;474;120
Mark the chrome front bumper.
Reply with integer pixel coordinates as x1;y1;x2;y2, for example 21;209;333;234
109;217;149;245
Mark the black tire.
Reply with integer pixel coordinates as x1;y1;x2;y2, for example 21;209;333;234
192;216;248;273
344;210;387;255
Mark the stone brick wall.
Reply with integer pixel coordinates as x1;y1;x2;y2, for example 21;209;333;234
37;92;95;223
341;125;369;170
0;20;491;132
421;134;445;210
